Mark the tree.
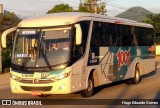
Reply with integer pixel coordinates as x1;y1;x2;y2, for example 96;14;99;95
47;4;73;13
0;10;21;30
2;49;10;72
78;3;89;12
0;10;21;72
83;0;94;13
0;11;21;49
143;14;160;44
78;0;106;14
98;2;106;15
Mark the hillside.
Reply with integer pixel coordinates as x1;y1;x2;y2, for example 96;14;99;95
116;6;152;21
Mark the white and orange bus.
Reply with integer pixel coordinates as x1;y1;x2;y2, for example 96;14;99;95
1;12;155;97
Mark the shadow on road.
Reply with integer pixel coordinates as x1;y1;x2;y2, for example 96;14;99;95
141;71;156;79
94;71;156;97
155;91;160;99
40;71;157;100
94;80;127;96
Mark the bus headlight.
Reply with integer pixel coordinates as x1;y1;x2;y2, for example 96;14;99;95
10;74;21;81
51;72;70;82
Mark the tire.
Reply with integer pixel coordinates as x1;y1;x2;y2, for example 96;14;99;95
81;75;94;97
130;65;141;84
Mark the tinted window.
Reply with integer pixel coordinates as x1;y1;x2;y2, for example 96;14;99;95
72;21;90;61
91;21;154;47
135;27;154;46
121;25;133;46
91;22;118;47
107;23;118;46
146;28;154;46
91;22;104;47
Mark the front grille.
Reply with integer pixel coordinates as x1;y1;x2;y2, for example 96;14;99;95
21;86;52;91
20;79;54;84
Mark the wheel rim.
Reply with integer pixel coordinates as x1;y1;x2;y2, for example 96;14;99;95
135;69;139;81
88;79;93;92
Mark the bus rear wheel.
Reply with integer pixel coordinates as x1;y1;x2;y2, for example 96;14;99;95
130;65;141;84
81;75;94;97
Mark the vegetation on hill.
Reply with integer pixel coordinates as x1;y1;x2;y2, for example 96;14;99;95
116;6;152;21
143;14;160;44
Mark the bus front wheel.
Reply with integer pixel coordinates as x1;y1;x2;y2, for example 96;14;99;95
81;75;94;97
38;94;51;97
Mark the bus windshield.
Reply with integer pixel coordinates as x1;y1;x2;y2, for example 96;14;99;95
12;26;72;71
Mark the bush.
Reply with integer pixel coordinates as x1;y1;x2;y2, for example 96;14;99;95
2;49;11;73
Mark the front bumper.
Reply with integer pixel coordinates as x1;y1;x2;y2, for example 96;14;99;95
10;76;72;95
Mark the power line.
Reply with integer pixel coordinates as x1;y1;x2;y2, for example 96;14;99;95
67;0;80;5
105;0;129;10
17;15;29;19
4;8;45;17
5;8;36;14
104;0;150;16
4;0;80;18
56;0;79;8
83;0;106;14
4;7;50;18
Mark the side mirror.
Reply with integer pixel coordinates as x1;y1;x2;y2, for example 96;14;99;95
75;24;82;45
1;27;17;48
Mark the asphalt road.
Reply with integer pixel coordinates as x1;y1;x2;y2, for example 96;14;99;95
1;57;160;108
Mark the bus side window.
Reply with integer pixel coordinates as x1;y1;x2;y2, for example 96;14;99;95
108;23;117;46
91;22;117;47
121;25;133;46
104;23;113;46
136;27;154;46
116;25;122;46
91;22;103;47
72;27;83;59
131;26;138;46
146;28;154;46
72;21;90;61
135;27;146;46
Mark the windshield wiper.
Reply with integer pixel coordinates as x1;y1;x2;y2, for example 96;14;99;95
39;49;52;70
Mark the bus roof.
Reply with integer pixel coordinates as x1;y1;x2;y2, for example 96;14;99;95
18;12;153;28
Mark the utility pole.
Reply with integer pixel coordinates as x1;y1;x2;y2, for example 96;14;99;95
84;0;98;14
84;0;106;15
0;4;3;20
94;0;98;14
0;4;3;73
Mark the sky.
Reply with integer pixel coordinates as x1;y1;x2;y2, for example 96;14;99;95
0;0;160;18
